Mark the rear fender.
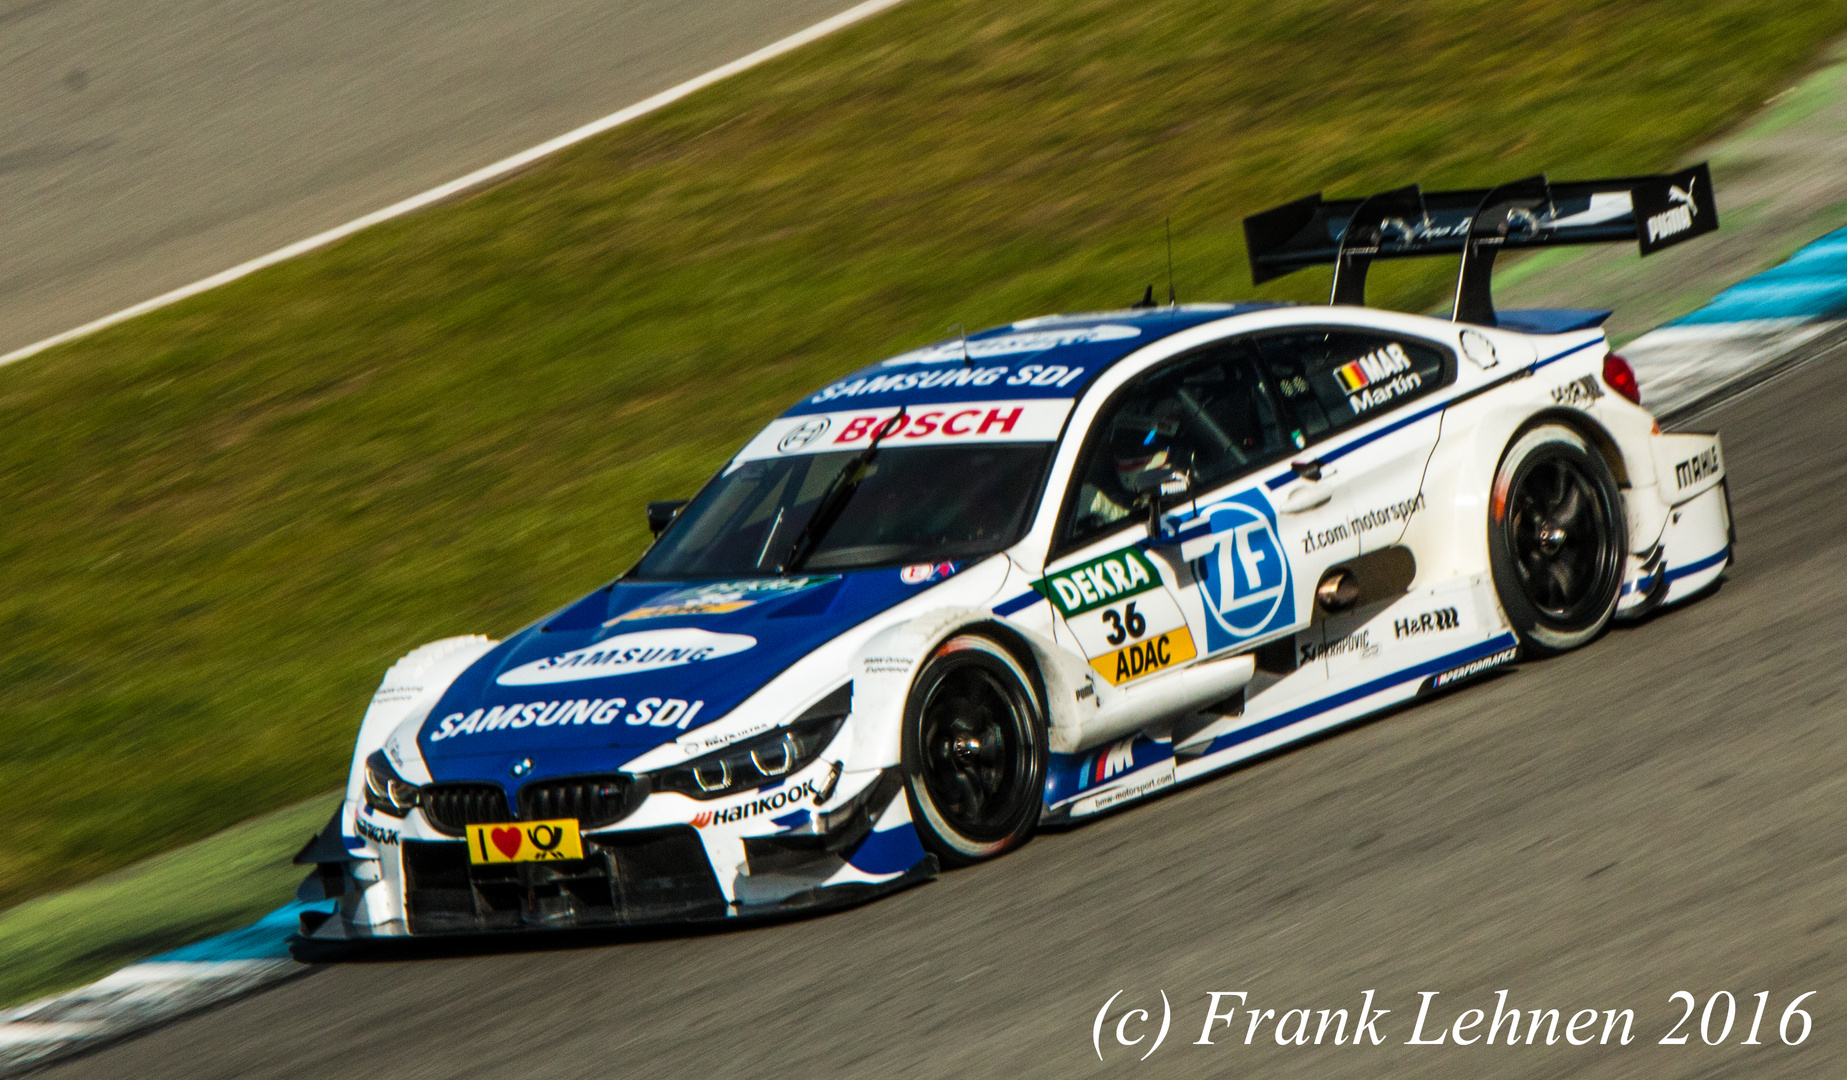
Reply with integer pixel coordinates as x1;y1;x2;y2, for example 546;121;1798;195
1426;399;1663;570
1416;400;1548;579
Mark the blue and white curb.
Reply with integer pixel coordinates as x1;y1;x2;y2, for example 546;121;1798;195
1623;224;1847;416
0;902;331;1075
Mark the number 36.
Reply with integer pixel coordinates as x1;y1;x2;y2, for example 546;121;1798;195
1101;602;1147;645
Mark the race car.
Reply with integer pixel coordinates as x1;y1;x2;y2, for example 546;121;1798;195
297;165;1732;937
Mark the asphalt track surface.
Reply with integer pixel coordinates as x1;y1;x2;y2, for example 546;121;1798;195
35;346;1846;1079
0;0;853;356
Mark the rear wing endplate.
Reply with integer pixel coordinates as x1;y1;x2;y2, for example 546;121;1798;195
1243;164;1717;326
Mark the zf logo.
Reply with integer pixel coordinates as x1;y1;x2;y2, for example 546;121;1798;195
1394;607;1459;639
1192;492;1294;653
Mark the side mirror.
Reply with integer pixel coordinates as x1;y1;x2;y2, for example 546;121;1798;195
1125;467;1188;538
1124;465;1188;495
646;500;689;537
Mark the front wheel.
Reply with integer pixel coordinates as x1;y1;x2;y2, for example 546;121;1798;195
1488;424;1628;655
901;633;1046;867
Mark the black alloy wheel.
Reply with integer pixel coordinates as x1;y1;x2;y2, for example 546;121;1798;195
902;634;1046;865
1510;457;1608;615
1489;425;1627;655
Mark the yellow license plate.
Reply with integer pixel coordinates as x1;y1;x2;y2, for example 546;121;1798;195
465;819;583;864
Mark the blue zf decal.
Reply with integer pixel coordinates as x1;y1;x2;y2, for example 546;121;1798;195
1192;491;1294;652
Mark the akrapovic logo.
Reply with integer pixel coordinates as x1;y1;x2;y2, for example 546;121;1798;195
356;818;399;846
1675;447;1721;490
691;778;821;828
1394;607;1459;639
1300;629;1373;665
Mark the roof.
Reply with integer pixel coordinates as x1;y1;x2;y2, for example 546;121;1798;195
778;303;1283;418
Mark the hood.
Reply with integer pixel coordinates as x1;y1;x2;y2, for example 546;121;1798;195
417;565;959;783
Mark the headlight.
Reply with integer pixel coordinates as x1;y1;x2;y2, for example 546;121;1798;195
364;750;421;817
649;713;847;800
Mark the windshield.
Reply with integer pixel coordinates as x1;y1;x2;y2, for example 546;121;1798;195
632;443;1053;579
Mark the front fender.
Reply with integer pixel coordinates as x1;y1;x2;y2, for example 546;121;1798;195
844;607;1106;769
345;635;497;801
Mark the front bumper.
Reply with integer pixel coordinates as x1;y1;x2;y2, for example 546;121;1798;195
301;767;933;939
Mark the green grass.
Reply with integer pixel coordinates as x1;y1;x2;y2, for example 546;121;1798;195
1;0;1843;912
0;792;338;1008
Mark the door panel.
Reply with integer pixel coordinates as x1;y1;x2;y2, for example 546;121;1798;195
1051;339;1310;672
1250;329;1454;554
1174;476;1355;660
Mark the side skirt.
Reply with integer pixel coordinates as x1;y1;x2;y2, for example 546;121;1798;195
1042;580;1521;821
1174;633;1519;785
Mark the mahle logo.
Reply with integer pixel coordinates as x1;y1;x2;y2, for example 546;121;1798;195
1035;547;1161;617
1192;493;1293;651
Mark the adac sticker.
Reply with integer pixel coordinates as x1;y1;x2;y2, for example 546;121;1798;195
1190;490;1294;652
607;577;837;624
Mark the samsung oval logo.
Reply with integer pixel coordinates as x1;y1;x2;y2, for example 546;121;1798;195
496;629;757;686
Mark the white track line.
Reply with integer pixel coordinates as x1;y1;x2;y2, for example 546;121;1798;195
0;0;910;370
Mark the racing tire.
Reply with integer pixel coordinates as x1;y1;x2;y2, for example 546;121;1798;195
901;633;1047;867
1488;424;1628;656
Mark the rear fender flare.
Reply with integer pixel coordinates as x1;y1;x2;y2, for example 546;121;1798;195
1440;404;1651;569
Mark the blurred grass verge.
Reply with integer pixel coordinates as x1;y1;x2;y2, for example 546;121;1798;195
0;792;338;1008
1;0;1844;923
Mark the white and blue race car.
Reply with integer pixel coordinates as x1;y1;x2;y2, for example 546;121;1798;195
298;167;1732;937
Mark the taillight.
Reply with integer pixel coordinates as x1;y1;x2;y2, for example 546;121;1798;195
1602;353;1641;405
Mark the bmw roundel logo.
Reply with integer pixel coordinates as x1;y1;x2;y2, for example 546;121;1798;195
510;757;534;778
777;417;831;453
1193;495;1293;647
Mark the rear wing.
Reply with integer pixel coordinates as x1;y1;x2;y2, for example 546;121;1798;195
1243;164;1717;326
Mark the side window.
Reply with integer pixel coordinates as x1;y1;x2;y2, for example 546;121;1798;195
1059;343;1291;551
1251;330;1450;445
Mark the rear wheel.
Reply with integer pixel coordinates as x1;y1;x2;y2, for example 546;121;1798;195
901;633;1046;866
1488;424;1627;655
